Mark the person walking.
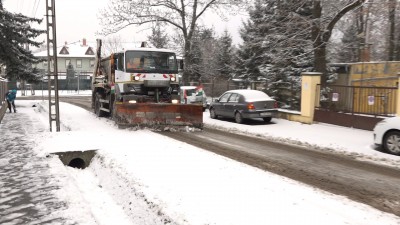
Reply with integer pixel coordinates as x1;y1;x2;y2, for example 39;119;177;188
5;89;17;113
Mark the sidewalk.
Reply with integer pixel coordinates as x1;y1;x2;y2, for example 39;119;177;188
0;107;78;224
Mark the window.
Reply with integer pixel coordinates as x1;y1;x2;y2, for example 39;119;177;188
43;61;48;67
228;93;239;103
118;54;124;70
76;59;82;68
219;93;231;103
125;51;177;73
65;59;71;68
90;59;95;68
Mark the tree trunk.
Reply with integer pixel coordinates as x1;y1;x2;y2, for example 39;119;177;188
182;41;191;85
388;0;396;61
312;1;327;85
312;0;366;85
314;45;327;84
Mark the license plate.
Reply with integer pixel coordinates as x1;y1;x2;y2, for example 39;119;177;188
260;112;271;116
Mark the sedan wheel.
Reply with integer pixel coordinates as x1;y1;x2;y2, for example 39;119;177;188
383;131;400;155
235;112;243;124
263;117;272;123
210;108;217;119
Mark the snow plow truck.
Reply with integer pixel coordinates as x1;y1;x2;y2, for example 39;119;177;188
91;40;203;129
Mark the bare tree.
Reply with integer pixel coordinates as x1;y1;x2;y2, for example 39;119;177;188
147;22;170;48
312;0;366;85
102;35;124;57
388;0;396;61
98;0;249;85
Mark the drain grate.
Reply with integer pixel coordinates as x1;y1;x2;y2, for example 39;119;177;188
51;150;97;169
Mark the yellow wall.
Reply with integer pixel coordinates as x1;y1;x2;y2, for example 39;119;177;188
350;61;400;87
346;62;399;115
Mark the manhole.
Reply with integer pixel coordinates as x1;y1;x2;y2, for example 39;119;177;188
51;150;97;169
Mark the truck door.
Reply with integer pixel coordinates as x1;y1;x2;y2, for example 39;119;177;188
115;53;125;82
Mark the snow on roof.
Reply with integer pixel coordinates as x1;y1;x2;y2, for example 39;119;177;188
180;86;197;90
122;47;176;54
34;41;95;58
226;89;274;101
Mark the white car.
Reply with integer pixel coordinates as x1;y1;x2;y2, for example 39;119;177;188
373;117;400;156
180;86;208;111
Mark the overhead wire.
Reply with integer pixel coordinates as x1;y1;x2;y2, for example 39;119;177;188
32;0;38;17
33;0;40;18
17;0;22;12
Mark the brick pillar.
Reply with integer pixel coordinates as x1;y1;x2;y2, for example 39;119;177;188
301;72;322;122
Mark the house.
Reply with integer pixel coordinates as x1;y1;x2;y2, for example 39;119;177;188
33;38;96;90
330;61;400;87
323;61;400;118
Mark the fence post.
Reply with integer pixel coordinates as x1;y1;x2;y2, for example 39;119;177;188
397;73;400;117
300;72;321;123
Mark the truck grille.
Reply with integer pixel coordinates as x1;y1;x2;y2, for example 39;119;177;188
144;80;170;87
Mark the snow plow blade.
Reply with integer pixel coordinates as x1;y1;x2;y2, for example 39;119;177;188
113;103;203;129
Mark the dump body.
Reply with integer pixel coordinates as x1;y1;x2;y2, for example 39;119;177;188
91;40;203;129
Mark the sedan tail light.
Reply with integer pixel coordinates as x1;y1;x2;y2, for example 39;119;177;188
274;101;278;108
247;103;255;110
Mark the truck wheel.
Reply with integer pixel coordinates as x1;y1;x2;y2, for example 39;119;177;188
95;93;107;117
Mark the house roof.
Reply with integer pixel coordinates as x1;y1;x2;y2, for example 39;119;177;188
34;41;95;58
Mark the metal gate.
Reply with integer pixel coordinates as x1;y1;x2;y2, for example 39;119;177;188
314;84;397;130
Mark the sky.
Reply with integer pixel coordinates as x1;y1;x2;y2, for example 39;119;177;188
3;0;247;48
1;91;400;224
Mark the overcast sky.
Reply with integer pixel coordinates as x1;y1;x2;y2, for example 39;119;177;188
4;0;247;47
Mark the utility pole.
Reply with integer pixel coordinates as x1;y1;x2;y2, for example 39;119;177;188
45;0;60;132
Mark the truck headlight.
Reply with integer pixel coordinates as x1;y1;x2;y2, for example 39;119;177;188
171;99;179;104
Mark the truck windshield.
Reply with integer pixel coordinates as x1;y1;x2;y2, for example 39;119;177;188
125;51;178;73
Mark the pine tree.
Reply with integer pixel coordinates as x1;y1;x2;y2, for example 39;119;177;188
261;0;314;110
235;0;313;109
0;2;45;83
216;30;234;80
235;0;267;83
188;27;218;83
